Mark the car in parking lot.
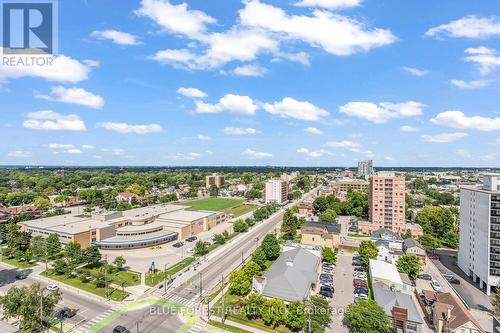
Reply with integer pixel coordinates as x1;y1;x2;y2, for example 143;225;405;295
418;273;432;281
442;272;454;280
354;266;367;272
431;280;442;291
113;325;131;333
448;277;461;284
185;236;197;242
319;286;333;298
353;281;367;287
354;293;368;300
173;242;184;248
354;286;368;294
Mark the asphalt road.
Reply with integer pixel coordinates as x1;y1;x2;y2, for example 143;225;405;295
0;264;111;330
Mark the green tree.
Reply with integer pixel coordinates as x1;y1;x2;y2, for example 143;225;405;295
65;241;82;264
322;247;337;265
345;299;392;333
0;283;62;332
308;295;332;332
416;207;458;249
262;299;286;328
233;219;249;233
194;240;209;256
46;233;61;258
53;258;69;275
228;270;251;296
319;209;337;223
286;301;305;331
209;184;219;197
113;256;126;270
261;234;280;260
244;293;265;319
243;261;261;279
281;209;299;239
33;196;51;210
492;284;500;317
358;240;378;265
83;245;102;266
252;247;267;270
31;236;46;259
313;196;329;214
396;254;421;280
213;234;226;245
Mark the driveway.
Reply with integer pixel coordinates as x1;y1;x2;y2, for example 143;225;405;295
326;253;354;333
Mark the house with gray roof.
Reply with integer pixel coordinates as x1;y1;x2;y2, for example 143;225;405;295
253;244;321;303
404;238;426;263
373;283;424;333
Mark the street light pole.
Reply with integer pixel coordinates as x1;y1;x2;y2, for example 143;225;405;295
104;255;108;300
199;272;203;302
164;263;167;290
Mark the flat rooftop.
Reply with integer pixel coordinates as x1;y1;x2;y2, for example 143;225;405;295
157;209;216;222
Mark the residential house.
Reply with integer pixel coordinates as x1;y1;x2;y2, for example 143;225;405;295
116;192;139;204
300;222;342;248
432;292;484;333
404;238;426;264
252;244;321;303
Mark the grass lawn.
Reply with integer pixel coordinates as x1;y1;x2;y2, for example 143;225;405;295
209;320;252;333
226;204;257;218
145;256;195;287
45;270;129;301
86;267;141;287
183;198;244;211
1;257;37;269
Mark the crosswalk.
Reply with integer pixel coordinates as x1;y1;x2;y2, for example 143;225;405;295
72;303;125;333
163;293;198;308
188;321;206;333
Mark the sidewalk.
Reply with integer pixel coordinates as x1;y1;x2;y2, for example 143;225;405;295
209;316;268;333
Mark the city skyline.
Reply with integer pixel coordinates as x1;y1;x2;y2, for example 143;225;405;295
1;0;500;167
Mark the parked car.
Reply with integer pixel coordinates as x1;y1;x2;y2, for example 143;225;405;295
186;248;194;254
320;273;333;279
16;272;28;280
354;293;368;300
185;236;197;242
449;277;461;284
353;281;368;287
354;267;367;272
431;280;442;291
113;326;131;333
354;287;368;294
46;284;59;291
319;287;333;298
417;273;432;281
173;242;184;248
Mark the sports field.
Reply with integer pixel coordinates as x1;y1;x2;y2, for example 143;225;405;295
183;197;244;211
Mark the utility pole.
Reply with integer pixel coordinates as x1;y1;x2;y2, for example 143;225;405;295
164;263;167;290
104;255;108;300
221;274;225;324
40;289;43;331
199;272;203;302
136;320;141;333
241;251;244;265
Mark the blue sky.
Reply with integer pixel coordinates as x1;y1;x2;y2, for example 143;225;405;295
1;0;500;167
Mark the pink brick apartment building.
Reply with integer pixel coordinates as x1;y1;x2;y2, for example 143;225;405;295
369;174;406;233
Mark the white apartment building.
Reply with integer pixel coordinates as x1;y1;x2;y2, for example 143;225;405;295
458;174;500;295
358;160;374;178
265;179;289;204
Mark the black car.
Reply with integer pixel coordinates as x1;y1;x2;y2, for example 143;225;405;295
354;266;366;272
321;285;334;292
113;326;130;333
16;272;28;279
319;287;333;298
354;287;368;294
173;242;184;248
418;273;432;281
320;273;333;279
185;236;198;242
54;307;77;321
449;277;461;284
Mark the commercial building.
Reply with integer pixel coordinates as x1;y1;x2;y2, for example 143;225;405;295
18;204;228;250
457;174;500;295
431;292;484;333
358;160;374;178
205;174;225;188
368;173;406;233
253;243;321;303
265;179;289;204
369;259;404;291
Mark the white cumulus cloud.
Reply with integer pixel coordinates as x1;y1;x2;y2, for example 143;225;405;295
304;127;323;135
0;55;93;83
425;15;500;39
402;66;429;76
263;97;330;121
177;87;207;98
400;125;419;132
324;140;361;148
195;94;258;115
96;122;163;134
35;86;104;109
23;110;86;131
421;132;468;143
242;148;272;159
294;0;361;9
339;101;424;123
8;150;32;158
450;79;490;89
232;64;267;77
431;111;500;131
91;29;141;45
197;134;211;141
224;127;260;135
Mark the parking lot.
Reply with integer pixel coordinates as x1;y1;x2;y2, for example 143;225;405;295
326;253;356;333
